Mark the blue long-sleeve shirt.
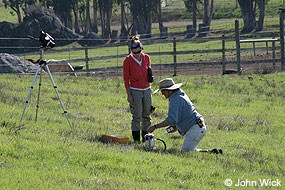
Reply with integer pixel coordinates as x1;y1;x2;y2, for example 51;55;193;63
166;89;201;135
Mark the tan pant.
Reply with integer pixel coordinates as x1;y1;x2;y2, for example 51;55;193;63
182;117;206;151
130;88;152;131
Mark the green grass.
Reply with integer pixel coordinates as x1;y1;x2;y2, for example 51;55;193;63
0;1;284;187
0;73;284;189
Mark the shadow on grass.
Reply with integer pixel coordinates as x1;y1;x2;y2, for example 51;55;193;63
85;135;219;157
84;134;224;158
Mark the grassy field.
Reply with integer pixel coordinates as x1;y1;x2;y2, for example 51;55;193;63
0;1;284;188
0;72;284;189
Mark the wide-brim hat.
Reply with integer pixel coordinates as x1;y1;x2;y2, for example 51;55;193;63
153;78;183;94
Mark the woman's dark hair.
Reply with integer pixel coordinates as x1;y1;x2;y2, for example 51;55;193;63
130;35;140;43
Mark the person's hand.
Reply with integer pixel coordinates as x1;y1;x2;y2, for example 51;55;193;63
147;125;156;133
127;95;133;104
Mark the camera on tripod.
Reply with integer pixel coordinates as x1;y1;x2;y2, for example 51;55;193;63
39;31;55;48
20;30;73;129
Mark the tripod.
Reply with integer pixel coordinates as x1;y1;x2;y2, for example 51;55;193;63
19;48;73;129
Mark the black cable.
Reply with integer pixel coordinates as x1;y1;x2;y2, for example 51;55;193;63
155;138;167;152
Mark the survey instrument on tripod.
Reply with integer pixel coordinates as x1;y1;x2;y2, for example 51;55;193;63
20;31;73;129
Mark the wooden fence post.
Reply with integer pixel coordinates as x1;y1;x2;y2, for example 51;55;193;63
280;8;285;71
272;36;276;71
222;34;226;74
253;42;256;56
235;20;242;75
85;47;90;76
173;36;177;76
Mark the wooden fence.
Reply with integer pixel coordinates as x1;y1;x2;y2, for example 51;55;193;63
3;8;285;76
235;20;280;75
0;22;283;76
47;37;282;75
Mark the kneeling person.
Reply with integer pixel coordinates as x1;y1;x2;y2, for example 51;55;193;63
147;78;222;154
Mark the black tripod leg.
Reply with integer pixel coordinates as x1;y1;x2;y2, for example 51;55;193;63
35;66;43;122
20;64;41;124
45;65;73;129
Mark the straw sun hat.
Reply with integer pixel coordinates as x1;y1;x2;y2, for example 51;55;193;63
153;78;183;94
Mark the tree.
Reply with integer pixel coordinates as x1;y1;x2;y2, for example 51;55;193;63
192;0;198;35
92;0;98;33
71;0;80;34
98;0;113;39
128;0;160;38
202;0;213;29
2;0;25;23
184;0;213;37
52;0;73;29
40;0;52;8
117;0;128;39
238;0;256;33
184;0;200;38
199;0;214;37
157;0;166;37
237;0;267;33
78;1;86;32
256;0;265;32
85;0;92;34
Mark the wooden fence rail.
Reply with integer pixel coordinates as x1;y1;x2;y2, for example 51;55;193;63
0;32;282;75
235;19;280;74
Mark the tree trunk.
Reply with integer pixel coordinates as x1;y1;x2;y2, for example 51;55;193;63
99;1;105;37
105;0;112;39
199;0;214;37
130;0;153;38
93;0;99;33
72;1;80;34
238;0;256;33
202;0;209;26
52;0;73;29
99;0;112;39
193;0;197;32
158;0;163;29
16;4;22;23
120;0;128;40
134;13;152;38
256;0;265;32
85;0;92;34
158;0;167;38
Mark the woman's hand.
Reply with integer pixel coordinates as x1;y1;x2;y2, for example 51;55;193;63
127;94;133;104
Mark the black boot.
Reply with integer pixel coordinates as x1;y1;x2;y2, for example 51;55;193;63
141;130;148;142
132;131;140;143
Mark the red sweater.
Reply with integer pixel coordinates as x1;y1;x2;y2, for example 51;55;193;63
123;53;151;90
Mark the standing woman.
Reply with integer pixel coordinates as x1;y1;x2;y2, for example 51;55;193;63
123;35;153;143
